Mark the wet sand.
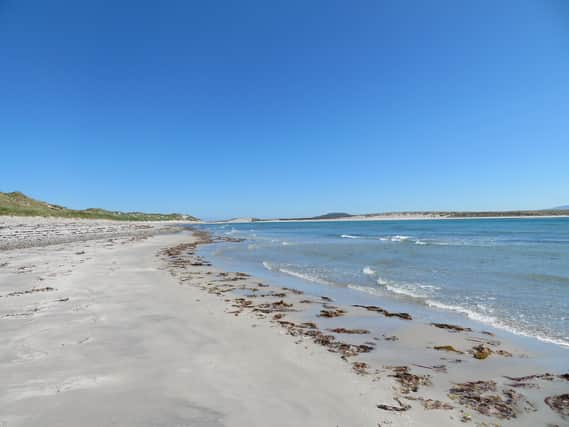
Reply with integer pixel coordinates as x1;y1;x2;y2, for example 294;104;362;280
0;221;567;426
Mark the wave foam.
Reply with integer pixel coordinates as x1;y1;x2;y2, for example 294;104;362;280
376;277;434;299
348;284;383;296
362;266;376;275
262;261;274;271
426;300;569;348
278;268;332;285
341;234;360;239
385;284;428;299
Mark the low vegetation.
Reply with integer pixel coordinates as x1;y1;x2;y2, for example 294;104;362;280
0;191;197;221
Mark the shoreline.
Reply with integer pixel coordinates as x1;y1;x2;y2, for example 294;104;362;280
1;221;567;426
184;230;568;425
210;214;569;224
200;240;569;353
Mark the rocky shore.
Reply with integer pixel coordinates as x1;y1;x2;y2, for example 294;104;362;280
0;216;183;250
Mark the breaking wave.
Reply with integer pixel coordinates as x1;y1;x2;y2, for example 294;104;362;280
261;261;332;285
425;300;569;348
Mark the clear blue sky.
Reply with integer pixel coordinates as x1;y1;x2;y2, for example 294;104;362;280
1;1;568;219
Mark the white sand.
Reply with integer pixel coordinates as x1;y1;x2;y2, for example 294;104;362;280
0;228;402;426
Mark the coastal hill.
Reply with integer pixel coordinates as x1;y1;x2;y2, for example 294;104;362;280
0;191;197;221
280;209;569;221
231;209;569;223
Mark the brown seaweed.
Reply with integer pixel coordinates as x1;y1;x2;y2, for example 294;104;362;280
387;366;432;394
434;345;464;354
318;309;346;318
544;394;569;418
352;304;412;320
405;396;453;410
448;381;536;419
431;322;472;332
471;344;492;360
377;398;411;412
352;361;369;375
328;328;370;334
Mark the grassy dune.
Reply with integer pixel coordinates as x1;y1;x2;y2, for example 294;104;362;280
0;192;197;221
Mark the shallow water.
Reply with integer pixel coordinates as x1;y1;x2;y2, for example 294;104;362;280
194;218;569;349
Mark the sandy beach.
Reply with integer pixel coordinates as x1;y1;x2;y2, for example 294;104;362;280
1;219;567;426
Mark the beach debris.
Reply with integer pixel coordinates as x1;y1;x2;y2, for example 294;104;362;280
382;334;399;341
431;322;472;332
481;330;495;336
377;398;411;412
504;373;567;382
471;344;492;360
434;345;464;354
300;322;318;329
448;381;536;419
387;366;432;394
314;334;336;346
5;286;55;297
16;264;35;273
234;272;250;278
333;342;374;358
282;287;304;295
318;308;346;318
503;388;538;414
321;296;333;302
413;364;448;373
352;361;370;375
269;292;286;298
299;299;314;303
495;349;512;357
544;394;569;418
506;382;540;389
3;307;41;318
352;304;412;320
467;337;501;346
272;300;293;309
322;303;339;309
328;327;370;334
277;320;296;328
253;300;295;314
233;298;253;308
404;396;453;410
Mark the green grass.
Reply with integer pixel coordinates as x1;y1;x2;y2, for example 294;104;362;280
0;191;197;221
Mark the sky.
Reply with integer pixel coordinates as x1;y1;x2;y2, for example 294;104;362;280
1;1;568;219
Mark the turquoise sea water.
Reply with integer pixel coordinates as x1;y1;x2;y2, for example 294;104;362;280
195;218;569;348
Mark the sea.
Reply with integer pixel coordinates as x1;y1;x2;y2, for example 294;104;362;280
194;217;569;349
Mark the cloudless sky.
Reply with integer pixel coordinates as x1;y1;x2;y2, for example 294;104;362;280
1;1;568;219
